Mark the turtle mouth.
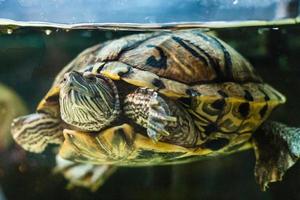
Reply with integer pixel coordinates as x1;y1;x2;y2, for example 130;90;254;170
63;131;79;149
62;130;93;153
60;130;83;159
61;130;111;164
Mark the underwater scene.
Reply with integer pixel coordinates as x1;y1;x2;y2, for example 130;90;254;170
0;25;299;200
0;1;300;200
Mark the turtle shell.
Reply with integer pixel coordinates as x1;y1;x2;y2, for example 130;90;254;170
91;30;261;84
84;30;286;149
38;30;286;154
59;123;252;166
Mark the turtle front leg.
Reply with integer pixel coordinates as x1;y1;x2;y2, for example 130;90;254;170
124;88;198;146
146;91;178;141
11;113;64;153
252;121;300;191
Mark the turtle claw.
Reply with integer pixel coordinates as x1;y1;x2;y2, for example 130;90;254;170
148;92;177;123
149;110;177;122
146;91;177;142
125;88;179;143
147;128;161;142
147;128;170;143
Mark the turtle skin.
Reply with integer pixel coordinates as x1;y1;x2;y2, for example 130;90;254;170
11;30;300;191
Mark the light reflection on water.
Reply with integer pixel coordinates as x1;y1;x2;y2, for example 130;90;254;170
0;0;299;29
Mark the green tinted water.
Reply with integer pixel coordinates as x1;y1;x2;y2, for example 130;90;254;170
0;25;300;200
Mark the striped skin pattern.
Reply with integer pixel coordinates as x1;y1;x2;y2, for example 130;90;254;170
124;88;199;147
60;71;120;132
11;43;109;154
11;113;63;153
54;156;117;191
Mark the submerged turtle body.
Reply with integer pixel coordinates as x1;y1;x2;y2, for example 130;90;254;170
37;30;285;152
11;30;299;191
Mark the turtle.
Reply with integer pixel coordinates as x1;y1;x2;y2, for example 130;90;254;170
11;30;300;191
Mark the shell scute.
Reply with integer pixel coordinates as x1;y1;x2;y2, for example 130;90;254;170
92;30;262;85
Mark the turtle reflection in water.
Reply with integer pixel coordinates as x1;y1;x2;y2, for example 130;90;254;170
11;30;300;191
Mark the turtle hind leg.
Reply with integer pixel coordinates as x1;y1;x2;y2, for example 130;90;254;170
252;121;300;191
54;155;117;191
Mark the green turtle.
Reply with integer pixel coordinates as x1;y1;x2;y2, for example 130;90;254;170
11;30;300;191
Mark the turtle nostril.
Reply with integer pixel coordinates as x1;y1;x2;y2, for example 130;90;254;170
64;72;70;79
63;73;71;83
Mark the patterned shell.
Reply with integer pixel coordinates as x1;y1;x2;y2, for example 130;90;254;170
52;30;261;85
87;30;285;148
93;30;261;84
39;30;286;156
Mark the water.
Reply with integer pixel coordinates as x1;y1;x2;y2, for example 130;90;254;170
0;0;299;27
0;23;300;200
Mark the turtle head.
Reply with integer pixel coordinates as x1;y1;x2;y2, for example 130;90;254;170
11;113;63;153
59;71;120;132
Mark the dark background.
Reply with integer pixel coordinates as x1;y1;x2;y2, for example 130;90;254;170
0;26;300;200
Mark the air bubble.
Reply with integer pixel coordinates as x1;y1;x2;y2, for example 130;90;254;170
45;29;52;35
7;29;13;34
